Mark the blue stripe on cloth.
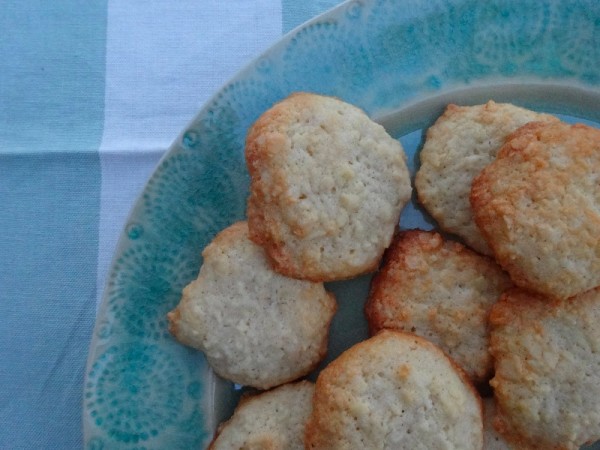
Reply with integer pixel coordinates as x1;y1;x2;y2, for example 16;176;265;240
282;0;344;33
0;1;107;449
0;1;107;154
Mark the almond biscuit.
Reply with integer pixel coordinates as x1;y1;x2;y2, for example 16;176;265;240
489;287;600;449
246;92;411;281
471;121;600;299
415;101;557;255
305;330;483;449
168;222;336;389
365;230;511;384
209;381;314;450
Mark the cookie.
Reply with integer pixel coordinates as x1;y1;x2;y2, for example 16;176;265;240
365;230;512;383
471;121;600;299
209;381;314;450
305;330;483;449
489;287;600;449
167;222;337;389
246;92;412;281
415;101;557;255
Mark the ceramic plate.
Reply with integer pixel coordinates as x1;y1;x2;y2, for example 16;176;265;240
84;0;600;448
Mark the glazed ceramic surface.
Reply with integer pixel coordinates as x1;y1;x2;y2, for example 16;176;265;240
84;0;600;448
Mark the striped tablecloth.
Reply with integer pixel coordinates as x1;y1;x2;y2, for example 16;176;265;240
0;1;342;447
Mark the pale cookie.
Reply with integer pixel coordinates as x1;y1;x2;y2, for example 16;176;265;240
489;287;600;450
305;330;483;449
415;101;557;255
167;222;336;390
209;381;314;450
365;230;512;384
471;121;600;299
246;92;412;281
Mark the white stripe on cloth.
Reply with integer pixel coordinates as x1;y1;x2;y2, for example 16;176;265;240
96;0;282;308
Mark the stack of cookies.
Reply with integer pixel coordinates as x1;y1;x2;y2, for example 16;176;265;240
412;102;600;450
167;93;600;449
169;92;420;448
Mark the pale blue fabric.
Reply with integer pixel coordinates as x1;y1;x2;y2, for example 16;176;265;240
0;2;337;449
0;1;107;154
0;153;101;449
2;2;106;449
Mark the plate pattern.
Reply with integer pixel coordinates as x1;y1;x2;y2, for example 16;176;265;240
84;0;600;448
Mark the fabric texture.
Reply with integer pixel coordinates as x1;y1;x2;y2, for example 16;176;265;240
0;0;342;448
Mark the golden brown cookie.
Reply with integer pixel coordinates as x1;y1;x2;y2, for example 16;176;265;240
246;92;412;281
305;330;483;449
209;381;314;450
415;101;557;255
365;230;512;383
489;287;600;449
471;121;600;299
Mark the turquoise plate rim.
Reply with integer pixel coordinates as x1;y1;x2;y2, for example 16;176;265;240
83;0;600;448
